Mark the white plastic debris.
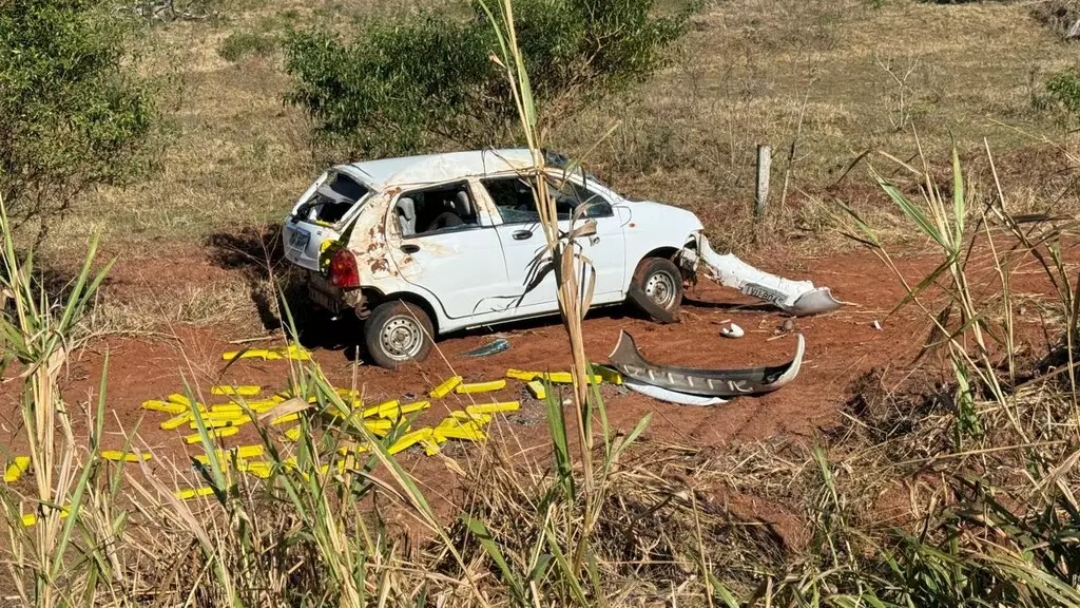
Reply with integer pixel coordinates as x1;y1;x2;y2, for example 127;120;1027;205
871;320;882;330
691;235;842;316
720;323;745;339
623;379;728;406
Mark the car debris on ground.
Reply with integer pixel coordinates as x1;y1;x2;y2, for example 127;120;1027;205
622;379;728;406
607;330;805;398
720;322;744;339
461;337;510;358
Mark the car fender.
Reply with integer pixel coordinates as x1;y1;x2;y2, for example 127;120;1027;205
617;201;704;290
364;285;450;333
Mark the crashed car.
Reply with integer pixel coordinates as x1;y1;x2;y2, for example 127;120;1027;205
282;149;839;368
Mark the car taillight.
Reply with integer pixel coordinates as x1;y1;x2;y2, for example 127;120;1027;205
328;249;360;288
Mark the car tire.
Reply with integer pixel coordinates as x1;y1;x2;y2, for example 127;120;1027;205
629;257;684;320
363;300;434;369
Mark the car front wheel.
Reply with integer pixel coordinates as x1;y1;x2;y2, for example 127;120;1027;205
629;256;684;320
363;300;434;369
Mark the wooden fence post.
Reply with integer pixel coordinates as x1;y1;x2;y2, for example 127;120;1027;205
754;144;771;222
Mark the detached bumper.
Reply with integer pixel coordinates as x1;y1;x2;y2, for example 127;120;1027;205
608;330;805;397
683;234;842;317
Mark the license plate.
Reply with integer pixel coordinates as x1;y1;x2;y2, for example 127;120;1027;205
288;228;310;250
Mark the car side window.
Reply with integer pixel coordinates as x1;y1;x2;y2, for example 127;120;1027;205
482;175;613;224
482;176;540;224
395;182;480;238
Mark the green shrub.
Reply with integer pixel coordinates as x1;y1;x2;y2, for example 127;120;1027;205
1045;68;1080;117
283;0;700;158
0;0;159;242
219;31;279;61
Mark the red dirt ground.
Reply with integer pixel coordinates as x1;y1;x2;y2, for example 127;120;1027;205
1;239;1075;515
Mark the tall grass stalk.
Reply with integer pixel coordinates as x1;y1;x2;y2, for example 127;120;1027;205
0;194;116;606
840;144;1025;444
478;0;618;575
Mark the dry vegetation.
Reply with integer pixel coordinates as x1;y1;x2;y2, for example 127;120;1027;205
5;0;1080;606
37;0;1076;332
58;0;1074;254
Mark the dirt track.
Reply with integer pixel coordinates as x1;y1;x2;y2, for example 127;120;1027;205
1;243;1072;506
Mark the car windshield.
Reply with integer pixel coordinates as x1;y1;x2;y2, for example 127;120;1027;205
543;149;609;190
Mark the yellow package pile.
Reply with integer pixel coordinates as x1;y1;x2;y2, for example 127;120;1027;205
21;507;69;527
142;400;190;415
101;451;151;463
421;437;446;456
269;413;300;426
210;385;261;397
505;369;601;384
335;388;360;399
465;401;519;415
175;486;216;500
376;400;430;419
212;395;284;415
593;365;623;385
237;461;272;479
526;380;547;400
363;419;402;437
429;376;462;399
221;344;311;362
194;445;264;464
144;393;210;415
388;428;433;455
192;416;251;429
160;412;192;430
185;427;239;444
4;456;30;483
337;443;371;456
361;399;397;418
435;419;488;442
456;379;506;394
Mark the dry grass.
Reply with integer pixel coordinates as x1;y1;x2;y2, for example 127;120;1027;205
559;0;1075;252
30;0;1080;337
38;0;1076;260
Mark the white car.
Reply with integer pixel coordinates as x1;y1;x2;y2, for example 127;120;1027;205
282;149;837;368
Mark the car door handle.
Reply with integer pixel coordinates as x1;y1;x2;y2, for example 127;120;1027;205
512;230;533;241
401;244;420;254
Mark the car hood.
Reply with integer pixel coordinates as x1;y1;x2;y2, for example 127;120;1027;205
619;200;704;232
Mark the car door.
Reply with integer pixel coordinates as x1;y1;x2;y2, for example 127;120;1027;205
479;173;626;314
386;180;510;320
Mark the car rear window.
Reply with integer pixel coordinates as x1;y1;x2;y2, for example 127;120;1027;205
297;172;370;225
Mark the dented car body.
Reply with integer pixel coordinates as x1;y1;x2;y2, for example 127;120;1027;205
282;149;839;368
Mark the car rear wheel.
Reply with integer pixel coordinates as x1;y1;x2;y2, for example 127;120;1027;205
363;300;434;369
630;256;684;319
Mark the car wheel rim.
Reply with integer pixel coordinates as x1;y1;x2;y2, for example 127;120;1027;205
381;316;424;360
644;270;677;309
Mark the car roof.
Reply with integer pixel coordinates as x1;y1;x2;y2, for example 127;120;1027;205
345;149;539;190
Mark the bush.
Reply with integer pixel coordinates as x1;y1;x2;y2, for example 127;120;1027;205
1044;68;1080;116
219;31;278;62
283;0;699;158
0;0;159;242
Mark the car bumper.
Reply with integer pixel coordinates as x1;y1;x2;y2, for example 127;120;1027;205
308;272;347;314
